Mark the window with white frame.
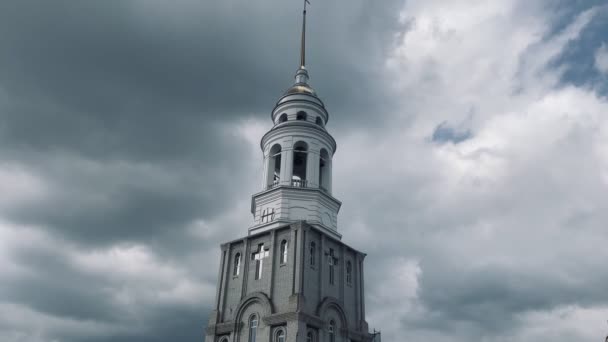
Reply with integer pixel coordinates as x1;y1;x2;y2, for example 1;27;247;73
274;328;285;342
249;315;258;342
233;253;241;276
280;240;288;264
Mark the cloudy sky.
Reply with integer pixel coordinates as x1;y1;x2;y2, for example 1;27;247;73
1;0;608;341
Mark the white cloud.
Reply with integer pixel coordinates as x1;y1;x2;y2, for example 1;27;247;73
595;43;608;74
0;163;49;211
332;1;608;340
367;258;422;340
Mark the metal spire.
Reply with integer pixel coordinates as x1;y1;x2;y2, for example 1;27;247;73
300;0;310;68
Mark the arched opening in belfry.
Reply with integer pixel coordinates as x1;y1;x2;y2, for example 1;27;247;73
319;148;330;191
267;144;282;188
279;113;288;123
315;116;323;126
292;141;308;187
296;111;307;121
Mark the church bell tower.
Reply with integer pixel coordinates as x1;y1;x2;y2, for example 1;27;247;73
204;2;374;342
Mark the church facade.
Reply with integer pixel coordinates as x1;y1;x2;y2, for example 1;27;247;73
204;5;374;342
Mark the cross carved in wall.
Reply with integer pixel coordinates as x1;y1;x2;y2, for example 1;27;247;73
252;243;270;280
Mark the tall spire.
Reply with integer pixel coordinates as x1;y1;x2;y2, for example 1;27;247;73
294;0;311;85
300;0;310;68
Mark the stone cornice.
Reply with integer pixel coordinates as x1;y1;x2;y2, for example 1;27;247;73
260;122;337;154
205;321;242;335
251;185;342;209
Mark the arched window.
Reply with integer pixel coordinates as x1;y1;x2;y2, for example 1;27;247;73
219;337;229;342
292;141;308;187
280;240;288;264
319;149;330;191
267;144;282;188
309;241;316;266
233;253;241;276
249;314;258;342
328;320;335;342
296;111;307;121
315;116;323;126
279;113;288;123
274;328;285;342
346;260;352;284
306;331;314;342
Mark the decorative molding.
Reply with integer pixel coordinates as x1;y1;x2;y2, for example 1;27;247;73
205;321;242;335
262;311;298;325
234;292;274;324
316;296;349;330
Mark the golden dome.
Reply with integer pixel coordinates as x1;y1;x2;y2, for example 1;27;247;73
284;83;317;96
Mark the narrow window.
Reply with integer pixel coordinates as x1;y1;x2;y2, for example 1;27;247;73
233;253;241;276
307;331;314;342
346;260;352;284
280;240;288;264
328;248;335;285
296;111;307;121
279;113;288;123
249;315;258;342
309;242;316;266
315;116;323;126
292;141;308;187
328;320;335;342
275;329;285;342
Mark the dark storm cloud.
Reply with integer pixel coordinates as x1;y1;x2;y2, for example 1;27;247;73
0;1;255;159
417;263;608;332
4;247;117;322
0;0;405;243
0;1;405;341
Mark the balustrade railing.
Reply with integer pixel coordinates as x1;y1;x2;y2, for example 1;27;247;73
266;179;280;190
291;179;308;188
266;179;319;190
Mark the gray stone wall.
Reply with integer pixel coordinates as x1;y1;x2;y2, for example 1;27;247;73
302;227;320;314
223;241;245;322
205;222;371;342
271;227;295;313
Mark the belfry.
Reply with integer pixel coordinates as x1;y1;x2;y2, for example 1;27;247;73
204;2;374;342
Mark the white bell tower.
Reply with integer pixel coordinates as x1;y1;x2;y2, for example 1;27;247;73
250;2;341;239
205;4;377;341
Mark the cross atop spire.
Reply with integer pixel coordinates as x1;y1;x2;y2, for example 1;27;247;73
300;0;310;68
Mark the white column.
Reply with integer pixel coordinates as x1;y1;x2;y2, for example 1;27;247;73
327;158;333;193
281;148;293;186
262;155;270;189
307;151;320;187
